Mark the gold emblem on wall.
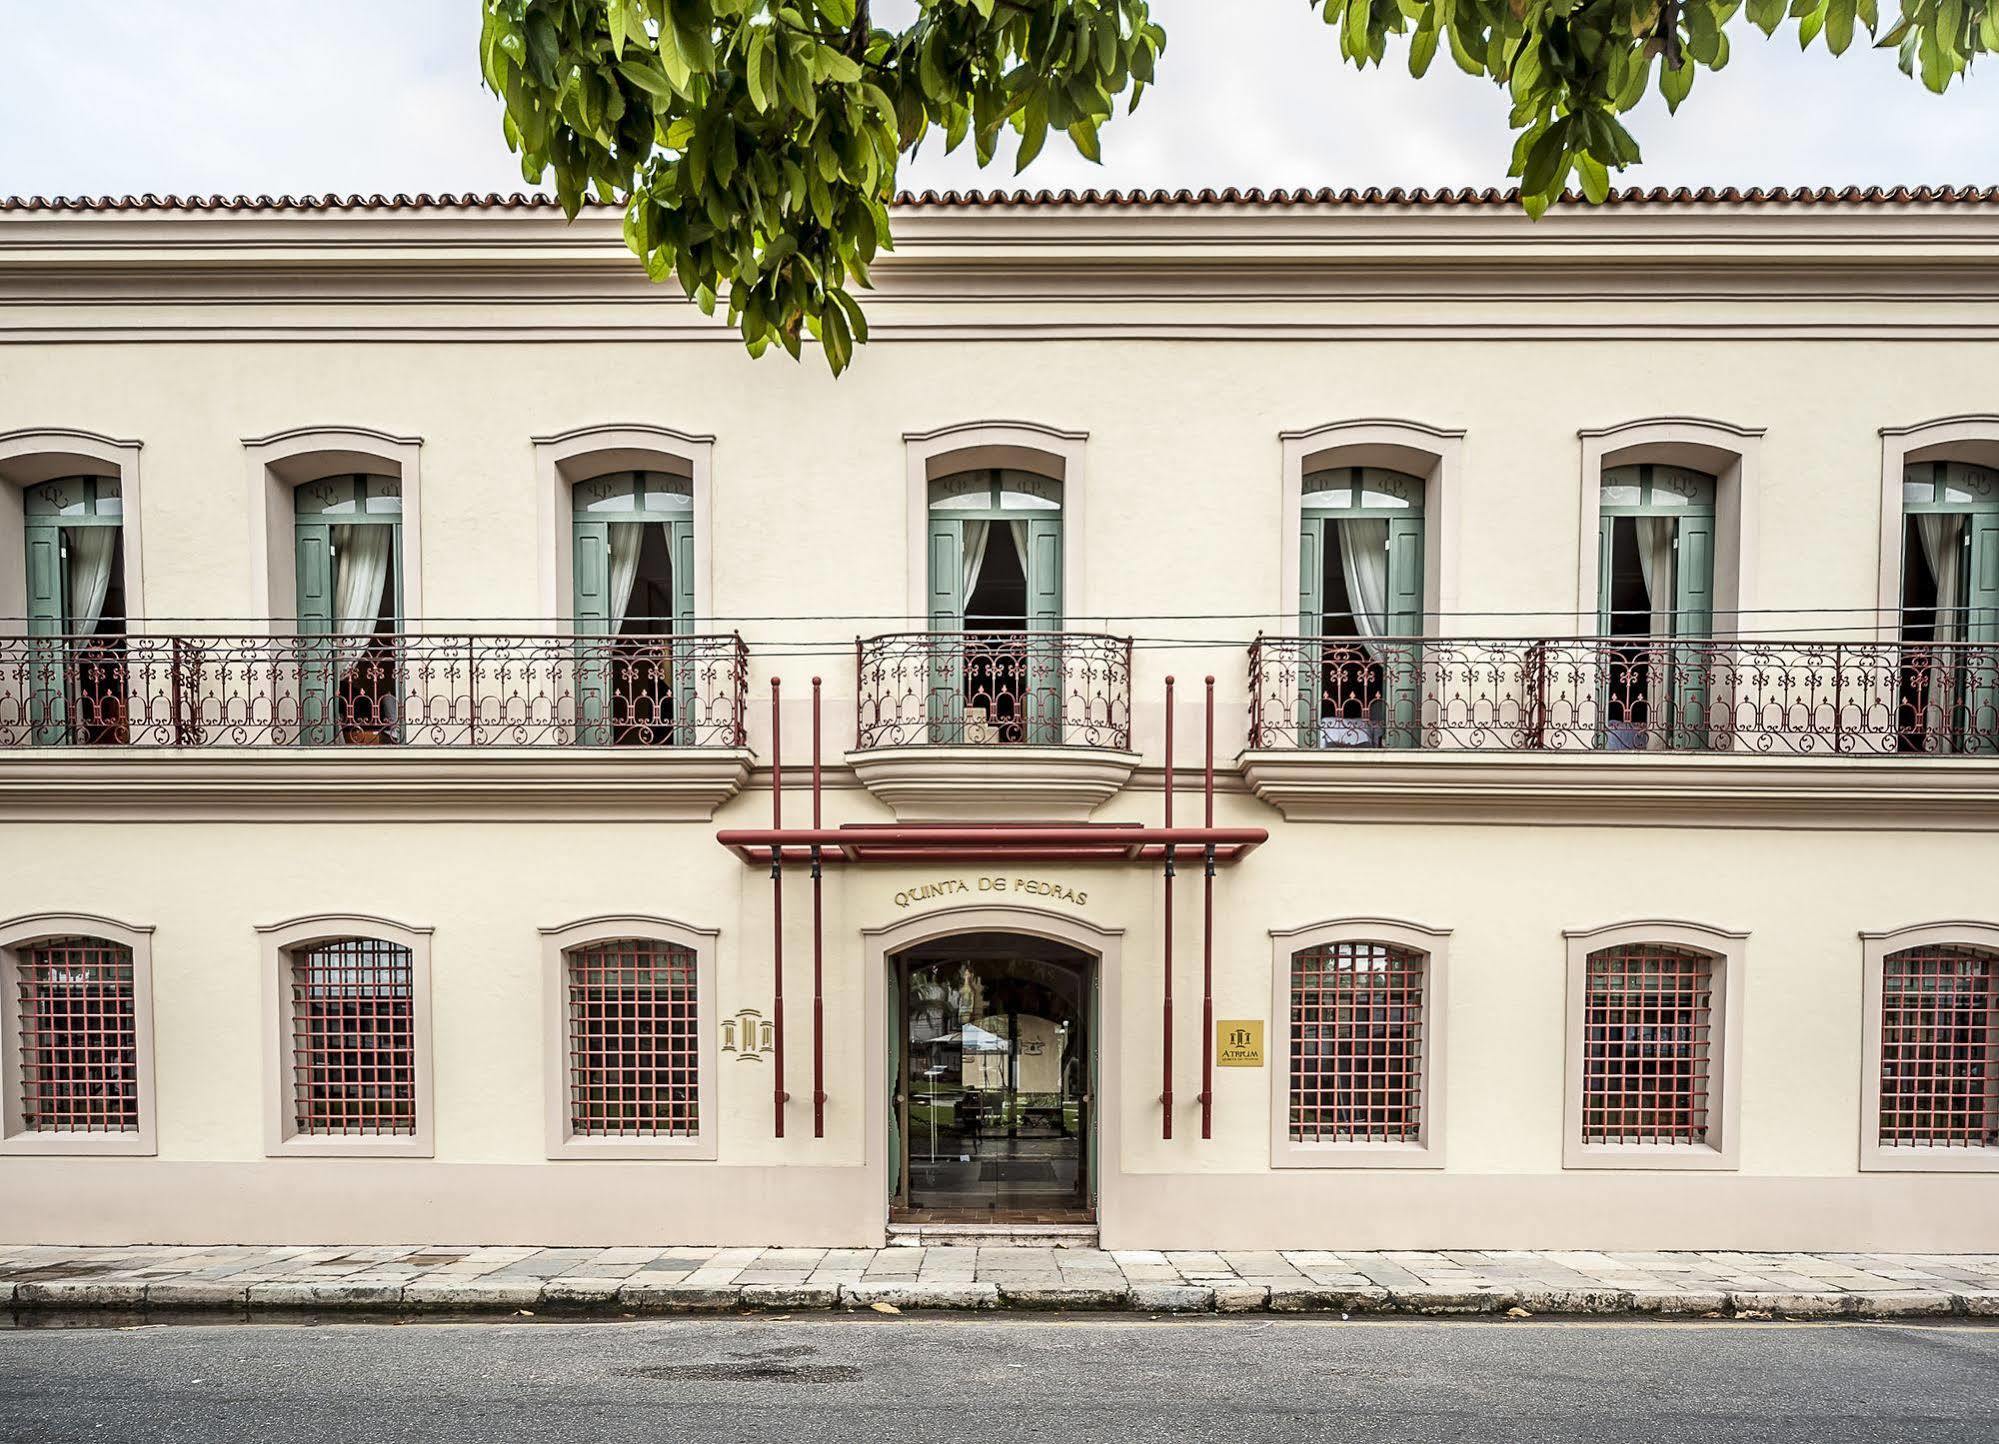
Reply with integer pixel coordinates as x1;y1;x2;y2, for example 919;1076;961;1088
1216;1019;1264;1068
721;1008;775;1062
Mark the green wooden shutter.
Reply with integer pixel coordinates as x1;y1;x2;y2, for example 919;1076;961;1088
1024;517;1063;744
295;520;336;745
1670;514;1715;749
1383;516;1425;748
572;517;612;745
1297;518;1323;747
926;518;963;741
1595;515;1618;749
1962;512;1999;752
25;522;67;743
670;517;697;744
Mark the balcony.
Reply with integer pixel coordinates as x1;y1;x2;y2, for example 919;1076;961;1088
0;630;753;819
1248;634;1999;756
1244;634;1999;826
849;630;1137;821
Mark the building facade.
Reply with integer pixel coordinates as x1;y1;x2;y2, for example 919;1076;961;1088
1;186;1996;1251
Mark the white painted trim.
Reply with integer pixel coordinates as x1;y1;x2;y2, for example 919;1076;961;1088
1562;919;1747;1171
902;421;1087;626
844;745;1139;822
242;426;424;628
1575;417;1764;636
1857;920;1999;1173
862;903;1123;1243
0;912;157;1157
531;423;716;628
1267;917;1451;1169
256;913;435;1159
1278;419;1466;633
0;428;147;637
1874;417;1999;642
539;914;720;1162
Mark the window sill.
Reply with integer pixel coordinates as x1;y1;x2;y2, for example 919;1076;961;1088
546;1135;717;1163
0;1129;155;1157
1271;1140;1443;1170
1860;1145;1999;1174
1564;1141;1736;1171
266;1133;433;1160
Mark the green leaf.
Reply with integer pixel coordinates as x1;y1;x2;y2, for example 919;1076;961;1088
617;59;678;99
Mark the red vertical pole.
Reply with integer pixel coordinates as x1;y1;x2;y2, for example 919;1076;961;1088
1201;675;1216;1141
771;677;786;1138
811;675;825;1139
1161;676;1175;1140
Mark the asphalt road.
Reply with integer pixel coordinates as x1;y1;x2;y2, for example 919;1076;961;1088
2;1314;1995;1443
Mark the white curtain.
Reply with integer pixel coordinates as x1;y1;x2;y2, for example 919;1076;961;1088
1917;514;1965;643
331;524;393;661
608;522;645;631
1336;519;1390;657
1007;520;1029;579
1635;516;1677;639
960;520;991;619
64;528;117;636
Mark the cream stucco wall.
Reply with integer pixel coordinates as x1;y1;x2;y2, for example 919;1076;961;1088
2;198;1997;1248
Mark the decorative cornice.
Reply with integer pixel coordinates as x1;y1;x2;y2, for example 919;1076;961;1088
1880;415;1999;438
0;427;142;453
1237;750;1999;830
530;421;716;449
902;419;1088;445
0;749;753;822
1578;416;1767;441
1279;418;1466;443
845;745;1139;823
254;912;432;939
240;424;421;450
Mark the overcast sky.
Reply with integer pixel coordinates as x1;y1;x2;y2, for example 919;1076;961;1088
3;1;1994;199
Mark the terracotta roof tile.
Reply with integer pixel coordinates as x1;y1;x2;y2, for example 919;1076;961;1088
2;185;1997;214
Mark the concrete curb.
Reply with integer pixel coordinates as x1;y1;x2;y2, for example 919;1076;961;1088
2;1279;1985;1322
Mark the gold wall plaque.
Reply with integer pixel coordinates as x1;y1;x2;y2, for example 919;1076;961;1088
1216;1019;1264;1067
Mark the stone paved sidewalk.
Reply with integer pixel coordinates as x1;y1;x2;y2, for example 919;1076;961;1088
5;1244;1999;1320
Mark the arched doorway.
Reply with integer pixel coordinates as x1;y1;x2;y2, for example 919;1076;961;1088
890;930;1096;1223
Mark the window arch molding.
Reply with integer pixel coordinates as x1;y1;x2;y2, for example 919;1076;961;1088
1267;915;1452;1169
533;424;715;629
0;429;146;634
255;911;433;1158
1577;418;1762;636
1876;416;1999;641
244;426;423;628
538;913;719;1160
0;910;157;1156
1859;918;1999;1173
1562;917;1746;1171
1280;420;1464;633
904;421;1085;625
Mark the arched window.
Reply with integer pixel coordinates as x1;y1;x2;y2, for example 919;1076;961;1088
1;913;155;1156
571;469;695;745
1597;464;1716;751
1298;467;1425;749
294;474;404;747
540;916;716;1159
926;469;1064;744
22;476;128;744
1898;460;1999;753
1578;943;1715;1147
1287;939;1428;1145
1876;942;1995;1154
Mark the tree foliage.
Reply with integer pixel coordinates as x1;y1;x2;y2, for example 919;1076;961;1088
481;0;1994;371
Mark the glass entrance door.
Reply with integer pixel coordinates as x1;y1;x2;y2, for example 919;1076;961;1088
894;934;1092;1221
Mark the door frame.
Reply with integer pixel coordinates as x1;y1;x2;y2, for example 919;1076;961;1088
863;904;1124;1237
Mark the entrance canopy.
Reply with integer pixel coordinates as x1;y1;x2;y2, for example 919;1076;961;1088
716;821;1266;867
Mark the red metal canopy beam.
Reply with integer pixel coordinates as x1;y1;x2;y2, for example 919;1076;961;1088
716;825;1266;867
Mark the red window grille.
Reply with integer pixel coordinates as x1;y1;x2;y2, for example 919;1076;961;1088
289;938;415;1136
14;937;138;1133
567;939;699;1137
1582;945;1714;1146
1879;945;1997;1149
1288;941;1426;1143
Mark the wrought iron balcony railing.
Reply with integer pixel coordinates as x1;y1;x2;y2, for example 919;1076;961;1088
1248;634;1999;756
855;630;1132;750
0;631;749;748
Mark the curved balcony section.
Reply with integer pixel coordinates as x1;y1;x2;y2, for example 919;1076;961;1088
850;630;1136;821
